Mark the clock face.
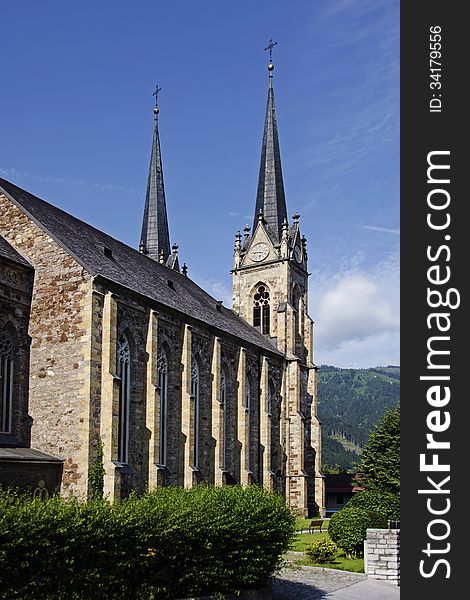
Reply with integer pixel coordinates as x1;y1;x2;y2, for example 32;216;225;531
294;245;302;263
250;242;270;262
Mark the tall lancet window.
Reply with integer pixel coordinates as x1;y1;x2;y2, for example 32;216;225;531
191;356;200;468
117;334;131;463
244;376;253;472
157;348;168;466
220;369;227;471
253;285;270;335
0;329;13;434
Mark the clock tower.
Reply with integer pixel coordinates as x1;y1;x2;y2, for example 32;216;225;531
231;47;325;516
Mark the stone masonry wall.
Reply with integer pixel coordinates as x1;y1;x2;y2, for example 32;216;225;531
365;528;400;585
1;193;93;497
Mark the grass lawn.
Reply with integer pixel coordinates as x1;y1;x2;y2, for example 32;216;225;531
288;531;364;573
293;552;364;573
290;532;329;551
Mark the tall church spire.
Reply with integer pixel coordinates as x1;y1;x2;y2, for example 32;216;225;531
140;85;171;262
253;40;288;242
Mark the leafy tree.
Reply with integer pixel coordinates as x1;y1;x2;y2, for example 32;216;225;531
355;405;400;495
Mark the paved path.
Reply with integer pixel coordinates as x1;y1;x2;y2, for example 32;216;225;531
271;558;400;600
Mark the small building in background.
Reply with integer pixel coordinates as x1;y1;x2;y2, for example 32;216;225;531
324;473;362;517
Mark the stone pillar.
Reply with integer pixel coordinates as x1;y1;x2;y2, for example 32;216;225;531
181;324;194;488
211;337;223;485
259;355;272;489
286;304;296;356
145;310;159;489
304;315;314;364
309;366;325;516
365;528;400;586
100;292;120;499
236;347;249;485
287;359;308;516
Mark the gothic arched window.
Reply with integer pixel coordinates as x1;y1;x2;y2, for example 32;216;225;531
220;369;227;470
0;330;13;434
157;348;169;466
117;334;131;463
191;356;200;468
253;284;270;335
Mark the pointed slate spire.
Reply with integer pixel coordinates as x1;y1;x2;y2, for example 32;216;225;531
253;43;288;242
140;85;171;262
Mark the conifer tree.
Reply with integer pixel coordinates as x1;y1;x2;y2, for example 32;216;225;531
355;405;400;495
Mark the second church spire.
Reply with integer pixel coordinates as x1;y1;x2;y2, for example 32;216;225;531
140;85;171;262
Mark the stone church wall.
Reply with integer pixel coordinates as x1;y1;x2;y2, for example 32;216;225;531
1;193;93;497
1;192;291;504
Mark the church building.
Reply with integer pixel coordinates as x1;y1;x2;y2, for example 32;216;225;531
0;51;324;516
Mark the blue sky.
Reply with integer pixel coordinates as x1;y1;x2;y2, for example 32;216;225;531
0;0;399;368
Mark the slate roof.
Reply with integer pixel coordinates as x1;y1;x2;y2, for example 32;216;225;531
0;234;32;268
0;178;281;356
0;447;62;462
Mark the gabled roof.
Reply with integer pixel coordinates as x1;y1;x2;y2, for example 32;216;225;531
0;178;281;356
0;234;32;268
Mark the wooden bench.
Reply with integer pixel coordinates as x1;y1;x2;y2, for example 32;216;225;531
308;519;323;533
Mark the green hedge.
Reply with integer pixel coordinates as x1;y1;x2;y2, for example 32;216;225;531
346;490;400;520
0;485;295;599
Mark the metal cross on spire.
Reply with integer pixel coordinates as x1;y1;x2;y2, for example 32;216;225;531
264;38;278;62
153;84;162;107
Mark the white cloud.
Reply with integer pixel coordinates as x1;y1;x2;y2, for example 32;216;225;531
362;225;400;235
317;331;400;369
311;253;399;367
317;273;398;350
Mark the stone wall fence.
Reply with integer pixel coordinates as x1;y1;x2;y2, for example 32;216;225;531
364;523;400;586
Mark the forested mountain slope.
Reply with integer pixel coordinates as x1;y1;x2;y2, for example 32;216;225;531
317;365;400;472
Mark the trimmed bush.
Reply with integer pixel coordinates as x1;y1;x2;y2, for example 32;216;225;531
304;538;337;563
0;485;295;599
346;490;400;520
328;507;387;558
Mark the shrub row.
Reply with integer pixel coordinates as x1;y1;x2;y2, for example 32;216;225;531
0;485;295;599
